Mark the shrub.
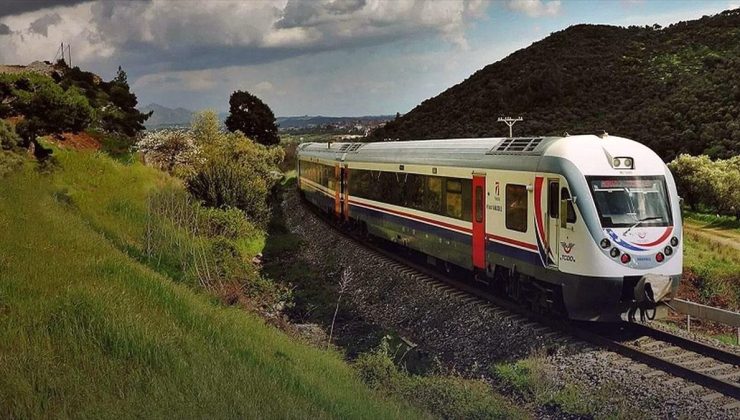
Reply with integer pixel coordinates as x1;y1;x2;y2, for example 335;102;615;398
668;154;740;218
0;119;20;150
135;129;200;177
198;206;257;240
187;156;273;226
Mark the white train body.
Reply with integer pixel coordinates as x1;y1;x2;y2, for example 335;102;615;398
297;135;683;322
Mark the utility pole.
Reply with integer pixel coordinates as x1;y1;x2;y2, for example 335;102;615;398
67;44;71;67
497;116;523;138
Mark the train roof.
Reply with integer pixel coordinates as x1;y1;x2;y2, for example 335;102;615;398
297;135;667;175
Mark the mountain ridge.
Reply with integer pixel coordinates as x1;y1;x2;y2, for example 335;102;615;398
371;9;740;161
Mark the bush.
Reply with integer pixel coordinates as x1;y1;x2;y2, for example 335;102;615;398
136;129;200;177
0;119;20;150
668;154;740;218
198;206;257;240
187;157;272;226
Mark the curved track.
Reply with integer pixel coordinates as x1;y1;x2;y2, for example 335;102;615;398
307;200;740;406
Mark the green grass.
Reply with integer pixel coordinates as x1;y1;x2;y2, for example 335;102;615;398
683;233;740;308
357;342;528;419
684;210;740;231
492;357;640;419
0;151;424;418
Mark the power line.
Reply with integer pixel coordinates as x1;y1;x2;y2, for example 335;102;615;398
497;116;523;138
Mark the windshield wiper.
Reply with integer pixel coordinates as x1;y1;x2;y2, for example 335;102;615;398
623;216;663;236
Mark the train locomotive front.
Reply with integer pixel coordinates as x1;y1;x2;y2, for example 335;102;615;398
296;135;682;322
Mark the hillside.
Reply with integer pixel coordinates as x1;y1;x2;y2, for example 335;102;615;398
140;103;201;129
0;149;421;418
372;9;740;161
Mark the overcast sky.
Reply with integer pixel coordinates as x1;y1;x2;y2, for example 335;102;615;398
0;0;736;116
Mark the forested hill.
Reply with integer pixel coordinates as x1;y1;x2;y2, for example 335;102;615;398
371;9;740;161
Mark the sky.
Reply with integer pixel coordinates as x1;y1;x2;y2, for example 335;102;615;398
0;0;737;117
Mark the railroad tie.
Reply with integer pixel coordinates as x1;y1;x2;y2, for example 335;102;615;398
723;400;740;410
696;364;733;374
681;384;704;393
700;392;724;402
714;370;740;380
665;377;684;386
679;357;717;367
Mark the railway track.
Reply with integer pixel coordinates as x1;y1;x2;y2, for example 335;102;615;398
310;205;740;407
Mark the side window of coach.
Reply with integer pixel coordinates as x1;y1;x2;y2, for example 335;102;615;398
506;184;528;232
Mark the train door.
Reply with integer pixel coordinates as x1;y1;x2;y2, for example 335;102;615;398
334;164;341;219
546;179;560;267
341;166;349;221
472;174;486;270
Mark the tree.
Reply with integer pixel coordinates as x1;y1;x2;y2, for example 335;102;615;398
224;90;279;146
100;66;151;136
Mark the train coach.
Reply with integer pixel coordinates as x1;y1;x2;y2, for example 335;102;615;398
296;135;682;322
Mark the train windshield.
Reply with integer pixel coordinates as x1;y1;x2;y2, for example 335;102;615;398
587;176;672;228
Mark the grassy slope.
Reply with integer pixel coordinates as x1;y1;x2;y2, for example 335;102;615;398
0;151;422;418
681;212;740;310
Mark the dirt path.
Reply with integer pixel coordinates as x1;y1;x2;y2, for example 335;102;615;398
683;220;740;251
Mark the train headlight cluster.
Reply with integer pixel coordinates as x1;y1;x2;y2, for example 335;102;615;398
611;157;634;169
670;236;679;247
600;238;611;249
610;247;620;258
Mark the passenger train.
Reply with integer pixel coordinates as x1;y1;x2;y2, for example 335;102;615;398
296;135;682;322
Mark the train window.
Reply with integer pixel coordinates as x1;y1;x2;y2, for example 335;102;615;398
548;181;559;218
506;184;527;232
445;180;463;219
424;176;443;214
561;188;577;223
475;186;484;223
461;179;472;222
403;173;425;209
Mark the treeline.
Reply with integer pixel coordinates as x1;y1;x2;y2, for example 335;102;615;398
668;154;740;219
372;9;740;162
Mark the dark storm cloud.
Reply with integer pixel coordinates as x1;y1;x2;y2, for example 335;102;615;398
0;0;93;18
0;23;11;35
29;13;61;36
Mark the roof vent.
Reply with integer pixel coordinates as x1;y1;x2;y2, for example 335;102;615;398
489;137;542;154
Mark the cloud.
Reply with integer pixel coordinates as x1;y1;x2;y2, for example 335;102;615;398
506;0;561;18
29;13;61;36
0;23;11;35
0;0;92;18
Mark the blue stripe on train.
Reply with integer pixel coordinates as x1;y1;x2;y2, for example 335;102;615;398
303;188;334;212
349;203;469;244
486;240;541;266
350;202;541;267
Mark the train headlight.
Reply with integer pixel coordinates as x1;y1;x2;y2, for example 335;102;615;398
670;236;679;247
655;252;665;262
600;238;611;249
613;158;621;167
620;253;631;264
623;158;633;169
664;245;673;256
610;247;620;258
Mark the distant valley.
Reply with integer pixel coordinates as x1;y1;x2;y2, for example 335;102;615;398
140;103;393;131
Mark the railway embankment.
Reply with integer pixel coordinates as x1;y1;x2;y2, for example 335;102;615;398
280;189;739;418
